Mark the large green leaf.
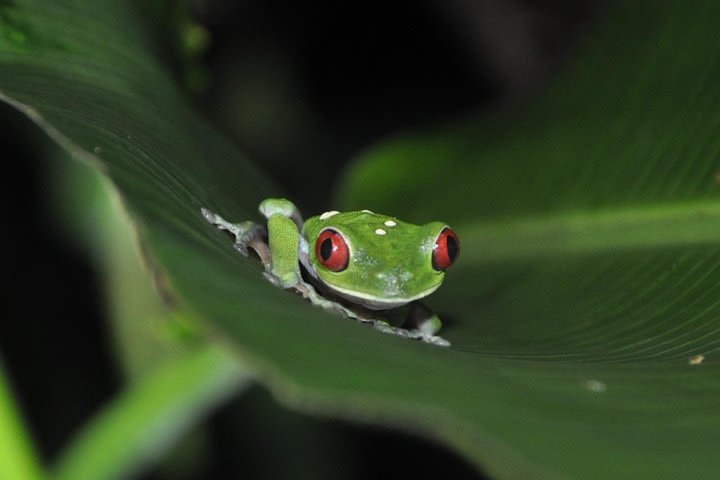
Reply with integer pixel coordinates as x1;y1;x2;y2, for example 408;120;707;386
2;1;720;479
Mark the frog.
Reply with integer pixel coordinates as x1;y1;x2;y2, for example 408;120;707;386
201;198;459;347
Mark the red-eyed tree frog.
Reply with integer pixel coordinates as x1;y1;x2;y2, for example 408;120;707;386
201;198;459;346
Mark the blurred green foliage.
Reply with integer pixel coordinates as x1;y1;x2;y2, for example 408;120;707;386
0;359;43;480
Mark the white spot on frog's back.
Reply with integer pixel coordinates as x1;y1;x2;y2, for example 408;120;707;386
362;209;373;213
374;228;387;235
320;210;339;220
384;220;396;227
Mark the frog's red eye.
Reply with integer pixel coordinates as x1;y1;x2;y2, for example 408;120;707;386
432;227;460;271
315;229;349;272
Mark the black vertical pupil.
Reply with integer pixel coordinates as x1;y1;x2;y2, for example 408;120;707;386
320;238;333;260
446;235;458;262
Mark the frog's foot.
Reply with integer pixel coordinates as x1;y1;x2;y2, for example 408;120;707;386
280;278;355;319
364;320;449;346
264;271;316;295
201;207;244;235
413;314;451;346
200;207;219;224
369;320;412;338
400;302;451;347
201;207;269;263
262;271;286;289
406;329;451;347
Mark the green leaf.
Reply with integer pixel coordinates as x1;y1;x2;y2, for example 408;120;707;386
0;358;44;480
51;345;250;480
48;155;201;380
337;0;720;475
48;157;241;478
2;1;720;479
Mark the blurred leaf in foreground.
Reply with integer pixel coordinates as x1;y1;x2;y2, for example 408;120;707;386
0;358;44;480
51;345;250;480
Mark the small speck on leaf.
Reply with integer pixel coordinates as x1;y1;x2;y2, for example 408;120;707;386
688;354;704;366
93;146;102;154
583;379;607;393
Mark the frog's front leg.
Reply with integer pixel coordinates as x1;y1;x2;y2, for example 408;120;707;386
203;203;328;310
402;302;451;347
255;198;307;289
258;200;365;318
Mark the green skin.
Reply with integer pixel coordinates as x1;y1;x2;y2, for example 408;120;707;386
201;198;452;346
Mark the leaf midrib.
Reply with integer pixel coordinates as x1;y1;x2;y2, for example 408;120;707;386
459;200;720;264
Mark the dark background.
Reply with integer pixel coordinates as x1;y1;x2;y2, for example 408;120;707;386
1;1;598;478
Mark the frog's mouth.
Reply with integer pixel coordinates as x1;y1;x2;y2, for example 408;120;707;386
321;282;443;310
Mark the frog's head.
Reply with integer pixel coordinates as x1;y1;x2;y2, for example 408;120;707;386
303;210;460;310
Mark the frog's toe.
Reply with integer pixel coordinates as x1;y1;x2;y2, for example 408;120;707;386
427;335;451;347
373;322;411;337
262;271;284;287
200;207;217;224
407;329;451;347
392;327;412;338
373;323;394;334
238;231;255;244
233;242;249;256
